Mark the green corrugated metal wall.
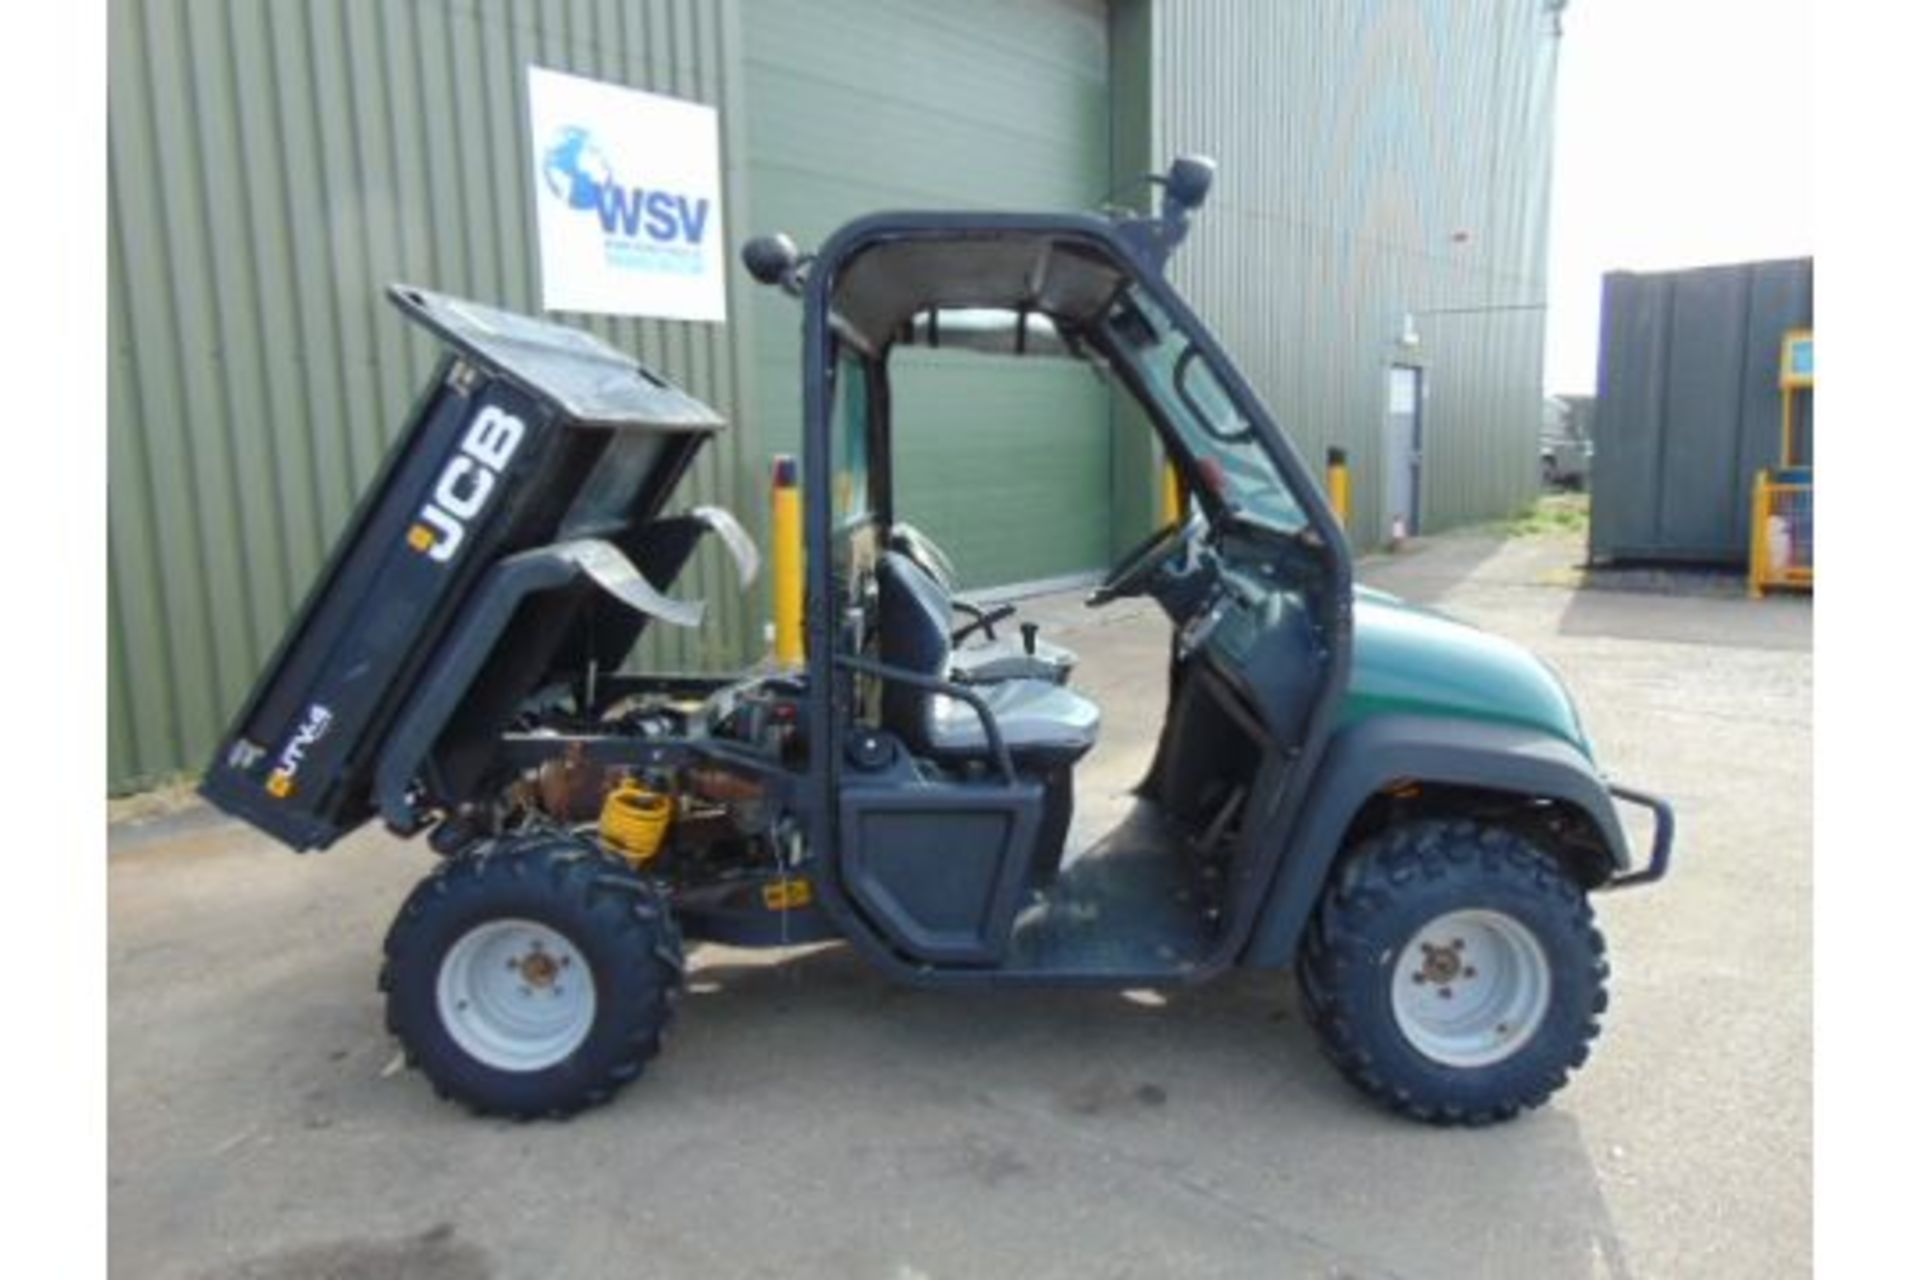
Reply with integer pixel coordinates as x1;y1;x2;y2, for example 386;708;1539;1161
108;0;761;789
107;0;1116;789
1148;0;1557;542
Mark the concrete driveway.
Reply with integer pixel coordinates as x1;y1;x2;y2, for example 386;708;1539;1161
108;527;1811;1279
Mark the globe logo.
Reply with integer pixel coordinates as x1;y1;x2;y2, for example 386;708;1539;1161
540;126;614;212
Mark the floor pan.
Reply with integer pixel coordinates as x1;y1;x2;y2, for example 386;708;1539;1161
1005;802;1219;975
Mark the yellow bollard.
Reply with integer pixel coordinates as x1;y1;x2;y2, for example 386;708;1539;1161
1161;457;1186;528
771;454;804;665
1326;447;1351;528
1748;469;1769;598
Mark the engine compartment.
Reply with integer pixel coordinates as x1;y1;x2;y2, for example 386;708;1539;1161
421;671;829;944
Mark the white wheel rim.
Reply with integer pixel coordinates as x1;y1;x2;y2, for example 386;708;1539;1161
1389;909;1552;1068
435;918;597;1072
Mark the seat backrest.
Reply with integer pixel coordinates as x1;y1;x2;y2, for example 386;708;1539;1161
886;522;958;594
875;550;953;753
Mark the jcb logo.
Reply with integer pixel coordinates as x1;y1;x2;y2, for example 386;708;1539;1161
407;405;527;562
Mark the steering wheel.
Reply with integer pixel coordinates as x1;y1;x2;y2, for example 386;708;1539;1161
1088;520;1197;608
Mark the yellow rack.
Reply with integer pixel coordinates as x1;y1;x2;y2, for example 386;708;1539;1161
1750;330;1813;597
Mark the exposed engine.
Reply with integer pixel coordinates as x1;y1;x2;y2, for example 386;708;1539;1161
486;676;807;896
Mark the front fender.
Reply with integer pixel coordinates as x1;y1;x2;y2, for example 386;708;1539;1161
1240;714;1632;969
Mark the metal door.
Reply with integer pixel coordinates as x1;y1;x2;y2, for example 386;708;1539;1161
1385;365;1425;538
745;0;1113;591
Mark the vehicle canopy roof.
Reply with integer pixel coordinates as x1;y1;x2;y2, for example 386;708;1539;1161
825;229;1129;355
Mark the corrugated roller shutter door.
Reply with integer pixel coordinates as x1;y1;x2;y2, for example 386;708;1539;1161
743;0;1112;590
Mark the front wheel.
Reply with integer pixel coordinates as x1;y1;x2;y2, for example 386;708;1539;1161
1298;820;1608;1125
379;833;684;1119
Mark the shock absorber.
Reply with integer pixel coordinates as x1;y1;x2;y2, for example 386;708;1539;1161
599;779;673;866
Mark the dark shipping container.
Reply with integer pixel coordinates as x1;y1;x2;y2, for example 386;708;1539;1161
1589;258;1813;564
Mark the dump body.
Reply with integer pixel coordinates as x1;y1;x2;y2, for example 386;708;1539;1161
200;287;724;850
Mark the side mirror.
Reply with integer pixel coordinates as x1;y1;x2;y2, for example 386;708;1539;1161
1115;155;1217;269
1163;155;1216;216
742;234;801;288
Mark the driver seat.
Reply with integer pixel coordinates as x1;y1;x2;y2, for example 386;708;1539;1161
876;551;1099;765
886;524;1076;685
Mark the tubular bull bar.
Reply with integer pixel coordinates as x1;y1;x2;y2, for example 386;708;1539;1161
1601;784;1675;889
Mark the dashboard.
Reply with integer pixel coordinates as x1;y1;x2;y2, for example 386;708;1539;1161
1165;537;1327;744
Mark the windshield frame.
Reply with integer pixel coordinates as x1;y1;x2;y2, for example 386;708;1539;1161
1092;283;1312;538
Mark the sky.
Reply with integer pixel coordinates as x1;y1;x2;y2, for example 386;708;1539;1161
1545;0;1813;394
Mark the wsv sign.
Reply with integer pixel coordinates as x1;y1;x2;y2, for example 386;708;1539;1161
592;186;712;245
542;126;711;272
526;68;727;320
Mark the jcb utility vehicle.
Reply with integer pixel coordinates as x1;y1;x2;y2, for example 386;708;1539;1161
202;157;1671;1125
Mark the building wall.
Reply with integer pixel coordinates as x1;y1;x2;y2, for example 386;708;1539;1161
107;0;761;788
107;0;1560;789
1146;0;1559;543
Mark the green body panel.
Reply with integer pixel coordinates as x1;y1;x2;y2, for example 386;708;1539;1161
1341;586;1590;757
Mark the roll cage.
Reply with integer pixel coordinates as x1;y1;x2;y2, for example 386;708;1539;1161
790;209;1356;984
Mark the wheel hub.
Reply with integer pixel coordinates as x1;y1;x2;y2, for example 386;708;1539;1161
1413;939;1472;988
436;919;597;1072
1389;909;1551;1068
514;946;563;989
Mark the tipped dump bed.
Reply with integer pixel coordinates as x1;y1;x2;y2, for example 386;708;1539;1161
200;287;724;850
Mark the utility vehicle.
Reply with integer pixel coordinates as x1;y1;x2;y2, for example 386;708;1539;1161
202;157;1671;1125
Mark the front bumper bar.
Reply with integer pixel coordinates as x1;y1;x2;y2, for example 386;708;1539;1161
1602;783;1675;889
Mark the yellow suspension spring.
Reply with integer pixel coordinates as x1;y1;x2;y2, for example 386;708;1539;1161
599;781;673;866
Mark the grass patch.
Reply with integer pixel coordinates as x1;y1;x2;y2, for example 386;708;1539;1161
1504;493;1589;537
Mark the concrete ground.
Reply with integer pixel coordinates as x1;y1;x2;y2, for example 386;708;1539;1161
108;526;1811;1280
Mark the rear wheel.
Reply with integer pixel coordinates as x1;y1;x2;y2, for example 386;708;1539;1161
1298;819;1607;1125
380;832;683;1119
